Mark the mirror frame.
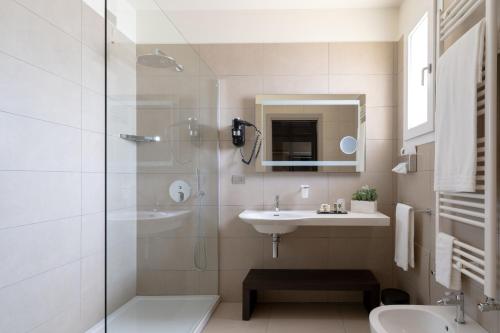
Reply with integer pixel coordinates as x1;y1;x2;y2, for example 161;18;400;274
255;94;366;173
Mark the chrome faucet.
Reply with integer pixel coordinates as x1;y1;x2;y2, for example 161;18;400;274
274;195;280;216
478;297;500;312
437;291;465;324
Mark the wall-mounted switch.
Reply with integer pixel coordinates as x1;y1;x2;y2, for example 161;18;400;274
231;175;246;184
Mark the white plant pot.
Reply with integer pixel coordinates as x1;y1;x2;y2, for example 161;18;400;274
350;200;377;213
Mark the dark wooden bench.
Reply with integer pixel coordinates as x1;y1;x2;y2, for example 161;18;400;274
242;269;380;320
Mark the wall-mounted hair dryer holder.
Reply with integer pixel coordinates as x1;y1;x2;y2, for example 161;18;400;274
231;118;262;165
232;118;246;147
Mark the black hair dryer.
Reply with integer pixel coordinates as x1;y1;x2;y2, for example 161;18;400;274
232;118;246;147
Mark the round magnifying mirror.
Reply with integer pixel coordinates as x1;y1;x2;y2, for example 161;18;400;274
340;136;357;155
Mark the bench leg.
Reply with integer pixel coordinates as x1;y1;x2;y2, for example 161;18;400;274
363;285;380;312
242;288;257;320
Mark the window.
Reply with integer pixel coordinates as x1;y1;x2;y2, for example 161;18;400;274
405;12;434;144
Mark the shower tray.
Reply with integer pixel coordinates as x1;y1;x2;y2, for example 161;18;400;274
86;295;220;333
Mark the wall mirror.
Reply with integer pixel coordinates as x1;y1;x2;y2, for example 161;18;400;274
255;94;366;173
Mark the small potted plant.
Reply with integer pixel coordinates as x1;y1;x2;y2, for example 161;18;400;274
351;185;378;213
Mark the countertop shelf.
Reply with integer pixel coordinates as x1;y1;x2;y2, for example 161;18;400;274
239;210;390;227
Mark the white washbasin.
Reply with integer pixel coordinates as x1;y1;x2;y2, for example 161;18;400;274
238;209;390;235
369;305;488;333
108;209;191;236
239;210;304;234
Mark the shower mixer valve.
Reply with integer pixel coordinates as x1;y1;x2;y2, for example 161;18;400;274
169;180;191;203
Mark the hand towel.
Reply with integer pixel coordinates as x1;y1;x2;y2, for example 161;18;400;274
394;203;414;271
434;20;485;192
436;232;462;290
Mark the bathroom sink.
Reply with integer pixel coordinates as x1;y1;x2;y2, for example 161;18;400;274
238;210;303;234
108;209;191;236
238;210;390;235
369;305;488;333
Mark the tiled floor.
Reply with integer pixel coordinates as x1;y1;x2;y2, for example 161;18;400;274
202;302;370;333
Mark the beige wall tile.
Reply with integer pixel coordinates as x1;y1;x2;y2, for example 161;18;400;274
261;43;329;75
328;238;392;273
137;74;200;110
366;107;396;140
365;140;394;173
138;236;217;271
137;270;200;295
200;44;264;76
329;75;395;107
417;143;435;171
263;238;329;269
208;42;397;305
329;172;393;206
199;270;219;295
396;170;433;210
262;75;329;94
394;244;431;304
219;270;249;302
220;174;264;206
220;238;264;270
220;76;263;109
329;42;395;75
263;174;329;206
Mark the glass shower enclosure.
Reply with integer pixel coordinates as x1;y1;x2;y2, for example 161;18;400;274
105;1;219;332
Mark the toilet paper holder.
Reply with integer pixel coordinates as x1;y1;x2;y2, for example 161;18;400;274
392;153;417;174
401;153;417;173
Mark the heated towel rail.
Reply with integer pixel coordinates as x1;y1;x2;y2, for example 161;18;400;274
435;0;497;298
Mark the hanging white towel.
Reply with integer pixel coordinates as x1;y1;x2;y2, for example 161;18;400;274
434;20;485;192
394;203;414;271
436;232;462;290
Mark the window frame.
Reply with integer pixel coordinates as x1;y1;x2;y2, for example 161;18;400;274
403;10;435;146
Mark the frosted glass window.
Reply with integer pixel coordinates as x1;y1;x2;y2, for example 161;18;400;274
407;13;429;130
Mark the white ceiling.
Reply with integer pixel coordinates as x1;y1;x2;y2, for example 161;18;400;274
125;0;404;44
154;0;404;11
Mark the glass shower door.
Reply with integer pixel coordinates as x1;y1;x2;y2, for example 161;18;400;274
105;1;219;332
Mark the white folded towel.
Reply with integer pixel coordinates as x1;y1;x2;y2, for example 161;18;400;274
436;232;462;290
394;203;414;271
434;20;485;192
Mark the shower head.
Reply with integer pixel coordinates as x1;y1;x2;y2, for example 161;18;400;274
137;48;184;72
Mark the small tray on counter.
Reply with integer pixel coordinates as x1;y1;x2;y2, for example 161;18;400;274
316;210;348;215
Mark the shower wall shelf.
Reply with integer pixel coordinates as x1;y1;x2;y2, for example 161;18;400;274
120;134;161;142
